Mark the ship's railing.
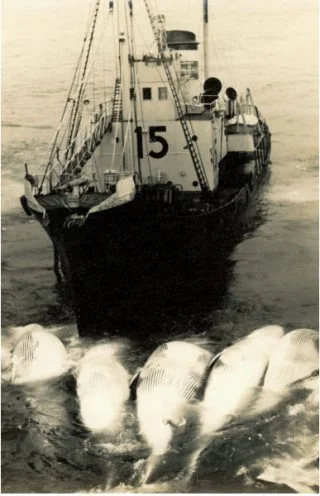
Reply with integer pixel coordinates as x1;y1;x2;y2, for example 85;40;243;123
254;132;269;173
185;95;262;120
186;95;257;122
43;100;113;191
239;103;262;119
185;94;226;115
136;53;175;64
199;91;221;105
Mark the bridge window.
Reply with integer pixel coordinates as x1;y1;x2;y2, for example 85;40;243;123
158;87;168;100
180;61;199;80
143;87;152;100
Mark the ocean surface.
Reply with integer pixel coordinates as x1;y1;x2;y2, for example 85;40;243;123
1;0;318;493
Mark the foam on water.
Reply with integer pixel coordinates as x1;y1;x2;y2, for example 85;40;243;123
254;381;319;494
1;323;319;493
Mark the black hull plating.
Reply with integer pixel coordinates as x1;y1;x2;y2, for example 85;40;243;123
29;170;268;337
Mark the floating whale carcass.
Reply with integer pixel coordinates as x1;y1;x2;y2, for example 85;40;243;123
131;341;215;457
11;324;68;385
76;344;130;432
256;329;319;494
200;325;285;434
263;328;319;392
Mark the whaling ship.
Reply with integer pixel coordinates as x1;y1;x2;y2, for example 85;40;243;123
20;0;271;336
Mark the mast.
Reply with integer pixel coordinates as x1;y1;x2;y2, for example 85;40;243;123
128;0;142;180
118;30;126;170
116;0;132;170
203;0;209;80
142;0;210;193
66;0;101;159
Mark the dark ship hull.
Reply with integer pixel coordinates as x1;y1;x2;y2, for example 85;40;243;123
22;149;270;337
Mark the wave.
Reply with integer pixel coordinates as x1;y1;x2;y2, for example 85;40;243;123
2;177;24;213
267;183;318;205
2;121;54;130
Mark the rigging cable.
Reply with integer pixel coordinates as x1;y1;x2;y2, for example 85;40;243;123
110;0;121;164
48;6;113;182
39;4;95;191
130;15;158;182
111;19;122;172
63;8;96;155
91;151;104;191
135;69;153;182
126;0;141;178
142;0;209;191
65;0;102;163
117;1;127;170
121;107;134;163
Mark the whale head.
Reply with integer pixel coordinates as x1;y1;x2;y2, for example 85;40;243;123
134;341;213;458
76;344;130;432
11;326;68;385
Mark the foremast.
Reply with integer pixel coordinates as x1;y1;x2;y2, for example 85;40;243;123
65;0;102;162
39;0;115;194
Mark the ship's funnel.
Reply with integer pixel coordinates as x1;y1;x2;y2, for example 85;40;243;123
166;30;199;50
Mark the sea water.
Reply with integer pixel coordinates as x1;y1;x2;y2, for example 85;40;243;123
2;0;318;493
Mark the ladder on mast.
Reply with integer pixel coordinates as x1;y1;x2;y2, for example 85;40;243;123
142;0;210;193
111;78;123;122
